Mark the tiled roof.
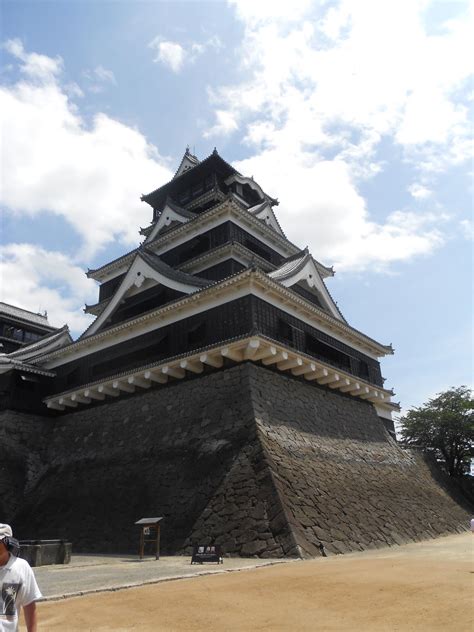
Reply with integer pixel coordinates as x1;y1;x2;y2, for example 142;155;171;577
141;148;239;204
0;357;56;377
269;250;346;322
0;325;72;361
269;250;310;281
87;248;138;278
139;248;211;288
172;149;200;179
164;198;197;219
0;302;55;328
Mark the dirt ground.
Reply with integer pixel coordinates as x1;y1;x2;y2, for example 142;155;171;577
34;533;472;632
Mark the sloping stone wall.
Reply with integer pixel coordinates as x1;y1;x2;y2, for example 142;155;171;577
248;365;470;556
0;363;470;557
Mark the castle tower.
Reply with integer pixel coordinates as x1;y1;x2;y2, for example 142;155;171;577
41;148;398;426
0;149;469;556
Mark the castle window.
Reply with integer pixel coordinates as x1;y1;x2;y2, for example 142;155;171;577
66;366;81;387
357;360;370;380
23;330;42;343
91;332;170;379
305;334;351;371
4;326;24;341
192;182;204;197
178;189;191;204
187;322;207;347
244;239;272;262
278;319;294;344
177;234;210;263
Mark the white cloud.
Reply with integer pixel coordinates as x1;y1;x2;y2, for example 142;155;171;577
3;38;63;82
65;82;84;98
201;0;473;271
1;41;172;259
0;244;96;333
204;109;238;137
82;65;117;92
149;39;186;73
459;219;473;241
228;0;313;25
408;183;433;200
235;151;444;271
214;1;473;161
92;65;116;84
149;35;222;73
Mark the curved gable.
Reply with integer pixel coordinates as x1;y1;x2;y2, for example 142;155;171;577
83;251;209;338
225;174;266;201
270;254;344;321
145;201;196;244
248;201;284;236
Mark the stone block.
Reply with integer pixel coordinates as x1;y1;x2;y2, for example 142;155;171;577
1;363;471;558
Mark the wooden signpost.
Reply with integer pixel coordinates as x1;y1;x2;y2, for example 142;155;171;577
135;517;163;560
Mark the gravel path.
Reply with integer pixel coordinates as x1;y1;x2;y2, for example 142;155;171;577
34;554;290;599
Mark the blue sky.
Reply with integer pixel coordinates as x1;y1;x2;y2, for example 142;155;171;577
1;0;472;416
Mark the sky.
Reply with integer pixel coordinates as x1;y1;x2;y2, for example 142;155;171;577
0;0;472;417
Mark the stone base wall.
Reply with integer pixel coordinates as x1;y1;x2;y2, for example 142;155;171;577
249;367;470;555
0;364;471;557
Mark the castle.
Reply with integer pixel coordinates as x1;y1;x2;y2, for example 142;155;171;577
0;149;469;556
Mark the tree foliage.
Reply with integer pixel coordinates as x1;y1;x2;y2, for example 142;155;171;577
399;386;474;477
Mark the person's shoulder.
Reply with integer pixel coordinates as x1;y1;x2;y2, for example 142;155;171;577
10;556;35;574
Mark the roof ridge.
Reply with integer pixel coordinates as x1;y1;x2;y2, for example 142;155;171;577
282;247;309;264
172;147;201;179
141;149;240;204
0;302;55;327
138;248;210;287
163;197;197;218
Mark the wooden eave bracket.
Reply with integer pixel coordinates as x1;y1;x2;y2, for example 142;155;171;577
43;335;394;414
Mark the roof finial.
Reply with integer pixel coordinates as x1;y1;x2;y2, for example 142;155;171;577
185;145;190;154
212;147;218;155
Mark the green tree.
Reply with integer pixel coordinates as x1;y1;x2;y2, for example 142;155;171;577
399;386;474;477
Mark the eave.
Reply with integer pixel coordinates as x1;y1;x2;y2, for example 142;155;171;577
34;268;392;370
81;248;210;339
87;198;301;282
225;174;278;206
0;302;56;330
141;150;239;208
1;325;72;363
84;298;110;316
179;241;276;274
270;250;344;321
0;359;56;377
0;314;57;334
43;334;395;413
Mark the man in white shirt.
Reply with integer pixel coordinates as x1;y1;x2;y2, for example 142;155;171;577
0;524;41;632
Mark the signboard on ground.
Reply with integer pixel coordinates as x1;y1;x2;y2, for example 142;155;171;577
191;545;223;564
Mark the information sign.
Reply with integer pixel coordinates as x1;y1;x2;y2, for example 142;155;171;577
191;544;223;564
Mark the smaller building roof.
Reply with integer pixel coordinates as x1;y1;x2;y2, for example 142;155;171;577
0;302;56;329
135;517;163;525
0;325;71;375
1;325;72;360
